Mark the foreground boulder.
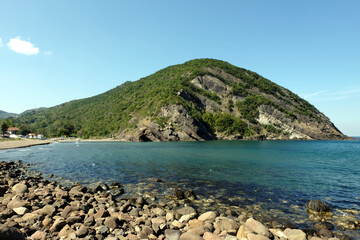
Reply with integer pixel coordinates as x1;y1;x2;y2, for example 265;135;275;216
0;225;25;240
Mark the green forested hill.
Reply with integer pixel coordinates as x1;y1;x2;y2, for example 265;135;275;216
12;59;348;140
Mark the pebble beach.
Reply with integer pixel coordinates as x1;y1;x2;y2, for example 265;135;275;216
0;160;355;240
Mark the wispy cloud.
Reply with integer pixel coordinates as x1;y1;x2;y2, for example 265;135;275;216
44;51;53;55
8;37;39;55
304;90;328;98
303;87;360;102
0;37;2;47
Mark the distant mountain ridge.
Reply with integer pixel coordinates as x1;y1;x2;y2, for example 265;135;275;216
0;110;17;119
13;59;350;141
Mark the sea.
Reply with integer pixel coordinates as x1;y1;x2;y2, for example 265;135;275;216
1;139;360;236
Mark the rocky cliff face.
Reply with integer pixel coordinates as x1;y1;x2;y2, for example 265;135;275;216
116;61;349;141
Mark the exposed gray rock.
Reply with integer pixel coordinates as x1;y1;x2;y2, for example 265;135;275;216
104;217;119;230
284;229;307;240
198;211;216;222
165;229;181;240
176;206;197;216
76;225;89;237
246;233;270;240
180;232;204;240
214;217;238;232
245;218;270;237
12;207;29;215
11;183;28;195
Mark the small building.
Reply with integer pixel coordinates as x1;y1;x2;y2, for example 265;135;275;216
7;127;19;135
37;134;46;140
28;133;37;139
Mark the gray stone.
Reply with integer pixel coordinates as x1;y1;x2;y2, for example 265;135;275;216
165;229;181;240
224;235;238;240
58;225;73;238
151;217;166;233
247;233;270;240
12;207;29;215
236;225;246;239
215;217;238;232
152;207;166;216
11;183;28;195
139;225;153;238
166;212;175;222
187;225;209;236
177;206;197;216
180;232;204;240
104;216;119;230
76;225;89;237
318;228;333;238
39;205;56;216
129;207;140;217
7;197;30;209
50;218;67;233
30;230;47;240
84;215;95;226
245;218;270;237
203;232;222;240
284;229;307;240
66;215;82;225
198;211;216;222
96;225;108;235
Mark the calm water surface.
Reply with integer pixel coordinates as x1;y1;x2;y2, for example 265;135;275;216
1;140;360;230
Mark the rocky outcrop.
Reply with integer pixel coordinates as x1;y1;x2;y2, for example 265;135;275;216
118;105;215;142
115;63;350;142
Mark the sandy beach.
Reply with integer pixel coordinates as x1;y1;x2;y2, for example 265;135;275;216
0;139;53;150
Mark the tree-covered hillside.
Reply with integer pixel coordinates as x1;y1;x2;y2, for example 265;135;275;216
11;59;348;140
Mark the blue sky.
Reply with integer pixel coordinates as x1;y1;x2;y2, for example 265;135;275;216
0;1;359;135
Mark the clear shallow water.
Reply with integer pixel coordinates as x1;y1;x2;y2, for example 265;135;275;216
1;140;360;228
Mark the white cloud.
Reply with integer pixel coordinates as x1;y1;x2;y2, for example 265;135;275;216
0;38;2;47
44;51;53;55
8;37;39;55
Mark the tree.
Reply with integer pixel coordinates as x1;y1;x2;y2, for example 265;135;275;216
1;121;9;136
19;124;32;136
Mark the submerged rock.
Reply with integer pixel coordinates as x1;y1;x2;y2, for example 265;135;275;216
307;200;332;215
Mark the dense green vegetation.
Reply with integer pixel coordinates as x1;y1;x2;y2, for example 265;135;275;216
9;58;324;139
202;112;251;136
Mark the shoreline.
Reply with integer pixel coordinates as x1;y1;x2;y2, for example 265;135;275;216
0;139;53;150
1;137;357;151
0;161;356;240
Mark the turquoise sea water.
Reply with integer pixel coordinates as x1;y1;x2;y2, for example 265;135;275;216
1;140;360;232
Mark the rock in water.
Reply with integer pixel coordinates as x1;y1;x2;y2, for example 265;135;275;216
307;200;332;215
